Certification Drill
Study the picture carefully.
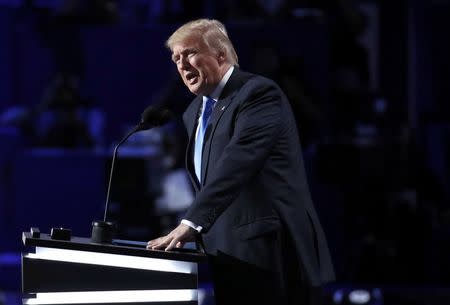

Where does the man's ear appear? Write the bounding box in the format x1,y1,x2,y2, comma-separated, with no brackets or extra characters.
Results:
217,50,226,64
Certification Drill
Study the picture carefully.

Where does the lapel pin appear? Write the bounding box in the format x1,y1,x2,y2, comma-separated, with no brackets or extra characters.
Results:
221,106,226,111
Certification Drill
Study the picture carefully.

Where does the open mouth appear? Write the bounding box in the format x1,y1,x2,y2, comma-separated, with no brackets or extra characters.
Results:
185,72,198,84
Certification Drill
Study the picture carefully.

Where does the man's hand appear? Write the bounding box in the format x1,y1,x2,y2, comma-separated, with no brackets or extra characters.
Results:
147,223,197,251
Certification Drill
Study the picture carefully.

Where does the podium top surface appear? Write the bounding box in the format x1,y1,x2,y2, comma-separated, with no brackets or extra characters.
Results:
22,232,207,263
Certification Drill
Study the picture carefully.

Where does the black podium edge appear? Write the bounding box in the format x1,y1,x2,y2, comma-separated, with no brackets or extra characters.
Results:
22,232,207,263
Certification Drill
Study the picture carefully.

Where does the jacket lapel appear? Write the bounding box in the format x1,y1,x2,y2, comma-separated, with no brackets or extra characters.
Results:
184,96,202,191
199,67,249,185
200,95,235,184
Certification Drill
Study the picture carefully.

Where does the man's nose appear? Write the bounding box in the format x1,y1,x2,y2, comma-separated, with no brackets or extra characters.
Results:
178,56,190,70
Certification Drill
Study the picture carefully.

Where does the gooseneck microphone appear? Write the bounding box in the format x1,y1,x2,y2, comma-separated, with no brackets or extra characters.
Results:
103,105,172,221
91,105,172,244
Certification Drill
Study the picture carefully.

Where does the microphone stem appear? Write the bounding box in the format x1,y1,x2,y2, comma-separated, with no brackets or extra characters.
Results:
103,125,141,222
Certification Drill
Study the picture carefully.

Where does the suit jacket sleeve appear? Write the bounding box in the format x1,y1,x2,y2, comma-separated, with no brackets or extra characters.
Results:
184,79,283,232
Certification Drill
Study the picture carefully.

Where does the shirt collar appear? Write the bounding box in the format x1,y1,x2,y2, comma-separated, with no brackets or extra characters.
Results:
203,66,234,103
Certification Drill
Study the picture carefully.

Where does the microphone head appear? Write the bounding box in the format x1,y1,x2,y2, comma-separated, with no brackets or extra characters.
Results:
139,105,172,130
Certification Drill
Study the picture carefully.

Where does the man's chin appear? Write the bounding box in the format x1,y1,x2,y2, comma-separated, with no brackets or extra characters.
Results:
188,85,203,96
187,83,212,96
188,88,200,95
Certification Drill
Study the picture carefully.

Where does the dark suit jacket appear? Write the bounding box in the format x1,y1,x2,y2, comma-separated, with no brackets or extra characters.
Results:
182,68,334,303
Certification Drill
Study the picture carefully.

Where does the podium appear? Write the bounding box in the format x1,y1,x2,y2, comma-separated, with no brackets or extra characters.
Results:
21,232,208,305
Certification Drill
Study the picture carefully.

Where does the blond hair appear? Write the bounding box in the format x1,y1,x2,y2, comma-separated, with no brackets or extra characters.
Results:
166,19,239,67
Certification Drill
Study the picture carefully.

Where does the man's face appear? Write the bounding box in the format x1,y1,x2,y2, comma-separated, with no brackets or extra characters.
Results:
171,35,224,96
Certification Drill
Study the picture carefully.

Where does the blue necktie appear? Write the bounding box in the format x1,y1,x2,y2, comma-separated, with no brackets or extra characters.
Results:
194,97,215,183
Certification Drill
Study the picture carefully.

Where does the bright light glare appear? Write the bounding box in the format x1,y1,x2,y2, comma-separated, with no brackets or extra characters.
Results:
349,290,371,304
23,290,197,304
25,248,196,274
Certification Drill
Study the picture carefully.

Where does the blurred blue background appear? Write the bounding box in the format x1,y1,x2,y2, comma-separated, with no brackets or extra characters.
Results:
0,0,449,304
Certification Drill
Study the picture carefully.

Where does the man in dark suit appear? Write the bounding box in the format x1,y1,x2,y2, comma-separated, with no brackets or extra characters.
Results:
147,19,335,304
